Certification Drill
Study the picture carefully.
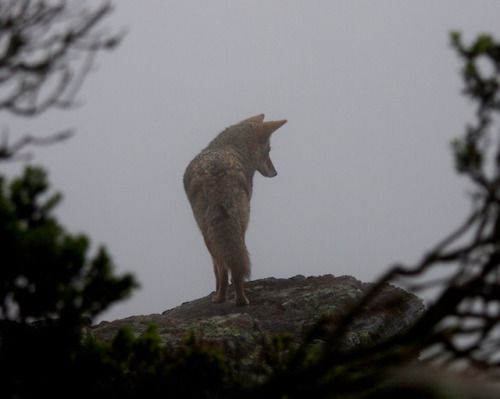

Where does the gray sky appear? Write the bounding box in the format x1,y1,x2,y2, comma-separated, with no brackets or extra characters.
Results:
3,1,500,321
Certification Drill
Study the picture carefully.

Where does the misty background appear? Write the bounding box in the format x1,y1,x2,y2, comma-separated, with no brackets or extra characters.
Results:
2,1,500,322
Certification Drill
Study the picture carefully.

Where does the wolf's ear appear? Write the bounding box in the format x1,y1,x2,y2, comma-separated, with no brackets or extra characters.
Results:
262,119,287,136
239,114,265,124
254,119,287,142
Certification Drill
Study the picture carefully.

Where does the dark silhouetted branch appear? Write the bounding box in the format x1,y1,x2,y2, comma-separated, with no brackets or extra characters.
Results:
0,128,74,161
0,0,122,160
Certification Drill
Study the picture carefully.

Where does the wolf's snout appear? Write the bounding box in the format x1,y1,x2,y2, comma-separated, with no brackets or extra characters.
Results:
259,156,278,177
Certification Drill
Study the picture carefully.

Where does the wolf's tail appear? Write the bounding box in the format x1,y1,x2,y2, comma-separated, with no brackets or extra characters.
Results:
203,205,251,280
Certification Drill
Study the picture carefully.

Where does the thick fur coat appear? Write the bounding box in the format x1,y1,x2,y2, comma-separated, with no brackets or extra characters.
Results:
183,114,286,305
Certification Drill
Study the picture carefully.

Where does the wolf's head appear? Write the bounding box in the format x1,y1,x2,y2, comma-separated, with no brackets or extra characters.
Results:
218,114,286,177
247,114,286,177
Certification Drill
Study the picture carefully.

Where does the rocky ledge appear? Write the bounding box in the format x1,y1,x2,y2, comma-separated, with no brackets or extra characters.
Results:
92,274,424,356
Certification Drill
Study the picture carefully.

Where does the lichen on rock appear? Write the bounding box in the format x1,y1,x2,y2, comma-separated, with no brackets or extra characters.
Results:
92,274,424,361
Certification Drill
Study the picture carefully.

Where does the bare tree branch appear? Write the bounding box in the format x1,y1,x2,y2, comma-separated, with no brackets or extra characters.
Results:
0,0,122,161
0,128,74,161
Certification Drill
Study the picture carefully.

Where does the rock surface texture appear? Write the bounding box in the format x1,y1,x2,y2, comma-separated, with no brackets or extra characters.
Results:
92,275,424,355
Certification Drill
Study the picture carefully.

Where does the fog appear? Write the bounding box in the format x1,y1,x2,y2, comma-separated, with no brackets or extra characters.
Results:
3,1,500,321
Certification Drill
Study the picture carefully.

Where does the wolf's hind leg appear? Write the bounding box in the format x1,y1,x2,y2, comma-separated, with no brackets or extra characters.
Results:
203,235,228,304
211,261,228,303
232,266,250,306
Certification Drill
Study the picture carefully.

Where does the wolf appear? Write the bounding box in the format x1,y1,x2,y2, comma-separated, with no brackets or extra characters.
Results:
183,114,286,306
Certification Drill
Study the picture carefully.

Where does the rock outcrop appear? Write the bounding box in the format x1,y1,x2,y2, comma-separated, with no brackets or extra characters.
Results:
92,274,424,357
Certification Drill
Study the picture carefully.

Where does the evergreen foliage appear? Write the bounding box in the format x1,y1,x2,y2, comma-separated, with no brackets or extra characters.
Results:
0,166,138,397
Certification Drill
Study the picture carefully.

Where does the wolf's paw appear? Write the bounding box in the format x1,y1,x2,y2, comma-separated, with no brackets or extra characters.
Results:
235,295,250,306
211,293,227,304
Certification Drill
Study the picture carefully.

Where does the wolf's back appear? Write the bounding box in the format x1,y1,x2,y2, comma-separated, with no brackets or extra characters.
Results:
184,148,251,278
